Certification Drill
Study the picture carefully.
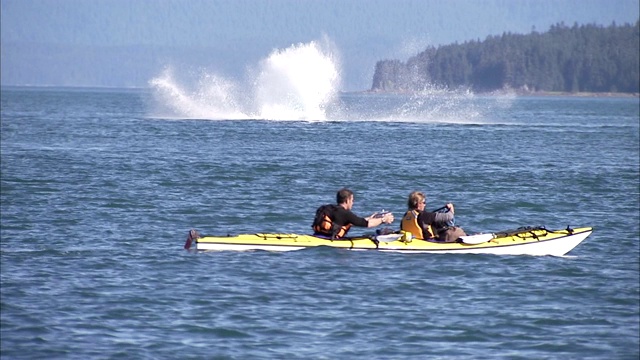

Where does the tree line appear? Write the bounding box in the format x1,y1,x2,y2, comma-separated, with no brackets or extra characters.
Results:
371,20,639,93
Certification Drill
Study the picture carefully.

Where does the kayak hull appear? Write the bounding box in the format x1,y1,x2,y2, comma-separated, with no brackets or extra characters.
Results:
190,227,592,256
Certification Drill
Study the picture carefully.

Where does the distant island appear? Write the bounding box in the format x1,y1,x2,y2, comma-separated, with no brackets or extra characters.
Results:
371,20,639,95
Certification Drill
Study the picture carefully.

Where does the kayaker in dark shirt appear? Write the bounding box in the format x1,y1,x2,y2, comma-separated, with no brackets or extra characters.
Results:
312,188,394,239
400,191,466,242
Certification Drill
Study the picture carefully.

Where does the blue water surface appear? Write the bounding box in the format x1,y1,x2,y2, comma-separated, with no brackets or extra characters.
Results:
1,87,639,359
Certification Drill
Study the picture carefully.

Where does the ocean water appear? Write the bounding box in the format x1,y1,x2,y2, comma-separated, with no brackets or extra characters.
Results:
1,85,639,359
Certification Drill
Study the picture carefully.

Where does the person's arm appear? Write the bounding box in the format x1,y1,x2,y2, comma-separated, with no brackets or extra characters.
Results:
433,203,455,224
344,210,393,228
433,211,454,223
365,212,394,227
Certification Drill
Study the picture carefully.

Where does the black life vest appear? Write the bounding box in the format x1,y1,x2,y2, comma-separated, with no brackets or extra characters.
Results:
312,204,352,239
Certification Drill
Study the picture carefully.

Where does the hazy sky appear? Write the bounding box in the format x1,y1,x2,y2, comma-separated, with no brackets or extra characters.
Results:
2,0,638,90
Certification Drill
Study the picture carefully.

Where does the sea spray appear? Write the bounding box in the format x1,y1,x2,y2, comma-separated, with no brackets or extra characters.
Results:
148,38,511,123
149,40,340,121
149,67,248,119
395,85,480,123
254,40,340,120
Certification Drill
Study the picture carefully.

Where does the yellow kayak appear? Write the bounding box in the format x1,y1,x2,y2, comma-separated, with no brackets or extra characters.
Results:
184,226,593,256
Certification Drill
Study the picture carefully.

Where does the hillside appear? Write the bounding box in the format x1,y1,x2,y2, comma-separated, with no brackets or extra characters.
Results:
371,21,640,94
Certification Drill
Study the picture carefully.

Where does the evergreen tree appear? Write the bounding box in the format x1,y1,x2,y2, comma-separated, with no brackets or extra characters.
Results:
371,20,640,93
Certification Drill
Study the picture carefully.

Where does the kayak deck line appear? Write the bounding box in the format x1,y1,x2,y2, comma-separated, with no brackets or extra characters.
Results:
185,226,593,256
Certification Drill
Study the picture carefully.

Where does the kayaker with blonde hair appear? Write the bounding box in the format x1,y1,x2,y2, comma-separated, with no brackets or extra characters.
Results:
401,191,466,242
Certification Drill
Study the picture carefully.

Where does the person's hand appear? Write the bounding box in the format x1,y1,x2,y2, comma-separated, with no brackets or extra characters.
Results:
382,213,394,224
446,203,455,214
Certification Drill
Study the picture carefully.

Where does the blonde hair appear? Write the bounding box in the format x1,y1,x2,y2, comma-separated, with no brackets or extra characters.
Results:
407,191,426,210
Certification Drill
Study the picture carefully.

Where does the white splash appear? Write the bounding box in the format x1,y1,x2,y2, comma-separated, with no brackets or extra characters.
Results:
254,41,340,120
149,68,249,120
395,85,481,123
148,37,512,123
149,40,340,121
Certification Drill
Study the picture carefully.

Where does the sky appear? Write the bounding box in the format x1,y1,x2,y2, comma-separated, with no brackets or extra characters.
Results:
1,0,639,90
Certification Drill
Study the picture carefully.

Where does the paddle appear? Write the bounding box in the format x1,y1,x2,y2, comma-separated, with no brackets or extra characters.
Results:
375,233,404,242
184,229,200,249
459,233,494,244
432,205,448,213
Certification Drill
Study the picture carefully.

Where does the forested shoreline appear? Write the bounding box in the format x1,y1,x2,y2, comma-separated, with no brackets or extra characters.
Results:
371,21,639,94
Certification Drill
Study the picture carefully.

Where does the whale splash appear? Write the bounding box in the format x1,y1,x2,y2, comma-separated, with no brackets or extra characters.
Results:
149,68,248,119
149,40,340,121
148,38,511,123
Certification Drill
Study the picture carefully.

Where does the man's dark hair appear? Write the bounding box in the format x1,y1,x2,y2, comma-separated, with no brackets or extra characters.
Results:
336,188,353,204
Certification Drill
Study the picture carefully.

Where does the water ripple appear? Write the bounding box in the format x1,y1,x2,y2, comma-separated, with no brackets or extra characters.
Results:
1,90,638,359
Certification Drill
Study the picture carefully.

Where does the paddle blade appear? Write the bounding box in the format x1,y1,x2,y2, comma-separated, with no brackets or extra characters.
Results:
460,233,494,245
184,229,200,249
375,234,404,242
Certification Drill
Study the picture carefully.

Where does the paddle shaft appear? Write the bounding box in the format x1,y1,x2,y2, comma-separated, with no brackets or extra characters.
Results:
432,205,448,213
